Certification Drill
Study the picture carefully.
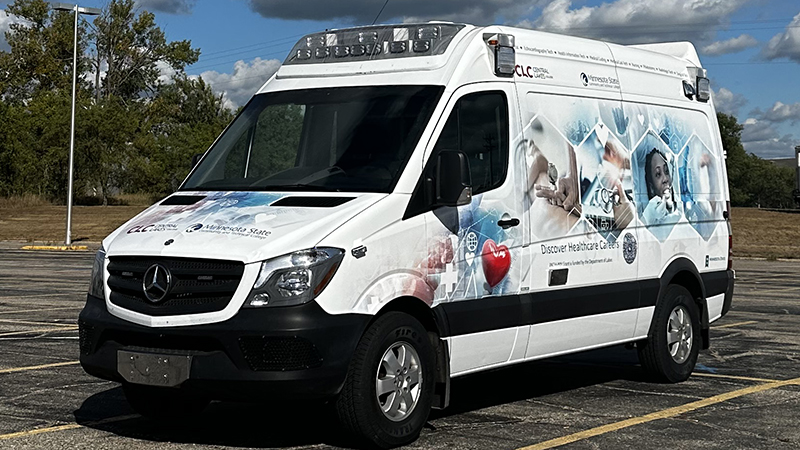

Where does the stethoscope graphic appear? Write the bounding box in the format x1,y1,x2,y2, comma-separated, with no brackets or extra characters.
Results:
593,185,620,214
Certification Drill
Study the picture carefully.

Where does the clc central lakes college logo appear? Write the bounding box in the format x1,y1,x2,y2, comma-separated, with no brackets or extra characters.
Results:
127,221,271,240
142,264,171,303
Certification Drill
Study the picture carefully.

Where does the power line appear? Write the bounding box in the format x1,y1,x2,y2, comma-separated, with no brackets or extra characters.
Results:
705,61,797,66
372,0,391,25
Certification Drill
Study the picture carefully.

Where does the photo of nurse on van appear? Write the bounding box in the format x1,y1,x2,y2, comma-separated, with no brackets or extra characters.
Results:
634,134,683,241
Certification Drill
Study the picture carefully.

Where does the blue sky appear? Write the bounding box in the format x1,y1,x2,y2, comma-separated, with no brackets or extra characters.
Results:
1,0,799,158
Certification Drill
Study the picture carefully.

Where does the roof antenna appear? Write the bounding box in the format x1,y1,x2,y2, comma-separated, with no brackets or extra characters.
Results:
372,0,390,25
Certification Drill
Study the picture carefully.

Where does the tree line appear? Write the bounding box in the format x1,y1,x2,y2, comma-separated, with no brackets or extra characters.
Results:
717,112,797,208
0,0,233,205
0,0,795,208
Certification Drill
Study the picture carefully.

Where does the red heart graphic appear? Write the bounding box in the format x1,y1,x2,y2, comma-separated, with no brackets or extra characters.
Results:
481,239,511,288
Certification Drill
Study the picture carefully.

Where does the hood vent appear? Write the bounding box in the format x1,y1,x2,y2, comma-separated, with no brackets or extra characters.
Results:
161,195,206,206
271,196,355,208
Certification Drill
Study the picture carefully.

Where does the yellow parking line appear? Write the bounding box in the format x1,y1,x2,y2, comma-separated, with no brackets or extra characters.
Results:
0,306,82,314
0,361,80,375
713,320,758,329
692,372,780,383
0,326,78,337
0,424,82,440
0,319,76,328
0,294,83,300
517,376,800,450
0,415,138,440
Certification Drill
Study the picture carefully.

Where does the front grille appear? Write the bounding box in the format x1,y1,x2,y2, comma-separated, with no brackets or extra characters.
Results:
107,257,244,316
78,320,95,355
238,336,323,371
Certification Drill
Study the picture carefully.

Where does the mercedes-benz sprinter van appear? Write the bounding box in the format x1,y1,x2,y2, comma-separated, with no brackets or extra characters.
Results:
79,23,735,448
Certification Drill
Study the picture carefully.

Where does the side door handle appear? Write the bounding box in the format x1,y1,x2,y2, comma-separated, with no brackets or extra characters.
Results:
497,218,520,229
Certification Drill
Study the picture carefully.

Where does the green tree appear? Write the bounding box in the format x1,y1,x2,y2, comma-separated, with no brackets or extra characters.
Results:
0,0,218,203
125,75,233,195
0,0,89,103
717,112,796,208
92,0,199,102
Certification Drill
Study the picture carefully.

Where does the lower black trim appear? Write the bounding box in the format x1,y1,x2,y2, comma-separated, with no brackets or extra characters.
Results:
722,273,734,316
437,269,732,338
701,270,733,298
528,280,640,325
79,295,370,401
439,295,526,337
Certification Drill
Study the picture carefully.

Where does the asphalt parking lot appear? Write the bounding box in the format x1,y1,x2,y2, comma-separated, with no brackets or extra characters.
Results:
0,246,798,449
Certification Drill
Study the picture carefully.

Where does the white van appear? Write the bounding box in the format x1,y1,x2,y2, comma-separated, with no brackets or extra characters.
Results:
80,23,735,448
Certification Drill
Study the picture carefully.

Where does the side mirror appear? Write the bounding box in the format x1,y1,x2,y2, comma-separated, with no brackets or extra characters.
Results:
435,151,472,207
190,153,203,168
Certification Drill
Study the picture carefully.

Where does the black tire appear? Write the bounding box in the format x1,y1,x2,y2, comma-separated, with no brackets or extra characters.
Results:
335,312,436,449
122,383,210,420
638,285,702,383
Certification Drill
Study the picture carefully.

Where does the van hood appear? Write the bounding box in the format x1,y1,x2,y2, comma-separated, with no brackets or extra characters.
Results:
105,191,385,264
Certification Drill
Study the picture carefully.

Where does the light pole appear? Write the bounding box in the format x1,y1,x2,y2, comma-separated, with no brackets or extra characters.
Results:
52,3,101,245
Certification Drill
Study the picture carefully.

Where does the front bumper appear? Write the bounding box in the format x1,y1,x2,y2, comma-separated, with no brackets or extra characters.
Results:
79,294,370,401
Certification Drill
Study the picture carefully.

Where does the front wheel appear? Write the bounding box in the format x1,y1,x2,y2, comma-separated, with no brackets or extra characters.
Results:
335,312,436,449
638,285,702,383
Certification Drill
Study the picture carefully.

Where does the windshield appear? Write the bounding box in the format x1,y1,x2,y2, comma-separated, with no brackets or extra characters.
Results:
181,86,444,193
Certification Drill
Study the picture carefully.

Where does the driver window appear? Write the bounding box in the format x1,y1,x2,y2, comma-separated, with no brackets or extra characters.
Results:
432,91,509,194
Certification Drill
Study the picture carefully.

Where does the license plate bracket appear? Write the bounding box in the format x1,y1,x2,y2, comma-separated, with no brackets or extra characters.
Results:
117,350,191,387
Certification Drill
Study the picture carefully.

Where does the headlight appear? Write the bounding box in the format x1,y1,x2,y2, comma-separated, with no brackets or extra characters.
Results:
88,245,106,298
244,247,344,308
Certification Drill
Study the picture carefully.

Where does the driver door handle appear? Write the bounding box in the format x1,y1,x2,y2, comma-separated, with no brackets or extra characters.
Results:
497,218,520,229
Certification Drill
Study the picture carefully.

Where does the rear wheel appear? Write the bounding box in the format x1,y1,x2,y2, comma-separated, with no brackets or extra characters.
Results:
335,312,435,449
638,285,701,382
122,383,210,420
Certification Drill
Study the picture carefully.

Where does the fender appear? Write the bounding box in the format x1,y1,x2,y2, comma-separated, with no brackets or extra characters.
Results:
650,257,710,349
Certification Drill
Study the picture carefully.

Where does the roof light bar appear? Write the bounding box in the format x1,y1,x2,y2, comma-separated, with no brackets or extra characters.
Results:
284,23,466,65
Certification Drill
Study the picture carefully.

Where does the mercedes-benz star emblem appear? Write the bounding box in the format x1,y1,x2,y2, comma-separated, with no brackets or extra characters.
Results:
142,264,172,303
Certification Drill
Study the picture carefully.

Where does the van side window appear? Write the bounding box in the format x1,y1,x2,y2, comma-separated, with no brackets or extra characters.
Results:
432,92,509,194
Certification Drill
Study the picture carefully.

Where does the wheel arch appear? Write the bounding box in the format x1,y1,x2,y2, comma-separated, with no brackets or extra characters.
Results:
370,296,451,410
657,257,709,349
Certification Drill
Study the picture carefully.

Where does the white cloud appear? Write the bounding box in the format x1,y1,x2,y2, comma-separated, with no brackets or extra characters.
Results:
741,118,798,159
712,87,748,116
750,101,800,125
701,34,758,56
199,57,281,110
0,10,26,52
136,0,196,15
761,12,800,62
522,0,751,45
155,59,178,85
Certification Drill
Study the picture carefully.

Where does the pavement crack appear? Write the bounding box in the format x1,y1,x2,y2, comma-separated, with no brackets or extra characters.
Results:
599,384,703,400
